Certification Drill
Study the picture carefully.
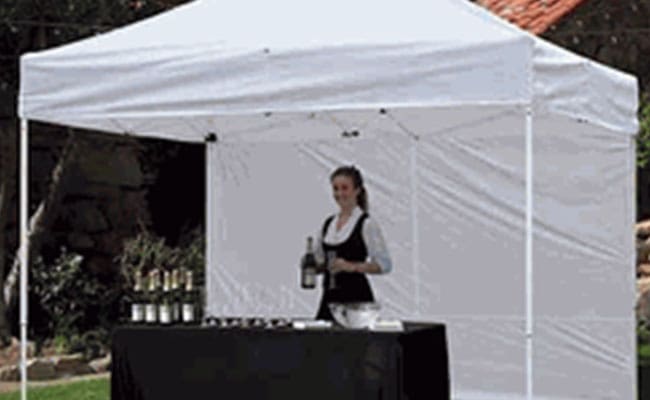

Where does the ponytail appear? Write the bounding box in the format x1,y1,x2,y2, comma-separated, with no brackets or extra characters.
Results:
357,186,368,212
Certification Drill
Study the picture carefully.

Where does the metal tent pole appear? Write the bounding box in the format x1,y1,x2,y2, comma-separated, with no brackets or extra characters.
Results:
525,107,534,400
409,137,420,316
19,118,29,400
205,134,217,318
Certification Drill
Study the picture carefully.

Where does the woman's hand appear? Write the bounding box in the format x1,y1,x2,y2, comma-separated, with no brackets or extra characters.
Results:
330,258,357,273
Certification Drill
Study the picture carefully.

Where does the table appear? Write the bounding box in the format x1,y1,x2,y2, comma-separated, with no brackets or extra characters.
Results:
111,322,449,400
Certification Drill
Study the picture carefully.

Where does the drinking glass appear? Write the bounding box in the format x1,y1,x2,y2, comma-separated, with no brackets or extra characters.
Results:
326,250,337,290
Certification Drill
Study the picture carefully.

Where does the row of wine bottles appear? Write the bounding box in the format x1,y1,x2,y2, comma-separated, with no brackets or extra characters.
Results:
130,268,202,325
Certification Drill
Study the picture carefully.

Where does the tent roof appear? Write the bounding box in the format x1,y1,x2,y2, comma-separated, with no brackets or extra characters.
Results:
18,0,638,142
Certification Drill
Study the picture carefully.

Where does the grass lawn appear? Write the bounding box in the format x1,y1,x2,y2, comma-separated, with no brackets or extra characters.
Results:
0,377,109,400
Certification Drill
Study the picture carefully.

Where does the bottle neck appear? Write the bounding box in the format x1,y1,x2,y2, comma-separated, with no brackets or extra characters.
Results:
148,271,158,292
162,271,171,292
171,270,179,290
185,271,194,292
134,272,142,292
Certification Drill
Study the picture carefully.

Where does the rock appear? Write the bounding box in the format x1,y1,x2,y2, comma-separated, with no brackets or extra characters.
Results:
640,264,650,277
51,353,93,377
639,238,650,264
76,144,143,187
71,183,119,199
638,220,650,238
67,233,95,249
65,201,110,233
26,359,56,381
0,364,19,381
0,338,36,367
89,354,111,374
637,278,650,322
104,190,149,225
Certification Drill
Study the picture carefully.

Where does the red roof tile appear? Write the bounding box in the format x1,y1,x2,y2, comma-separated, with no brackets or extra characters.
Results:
478,0,588,34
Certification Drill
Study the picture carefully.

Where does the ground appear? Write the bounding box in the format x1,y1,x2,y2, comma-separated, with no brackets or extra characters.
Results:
0,373,110,400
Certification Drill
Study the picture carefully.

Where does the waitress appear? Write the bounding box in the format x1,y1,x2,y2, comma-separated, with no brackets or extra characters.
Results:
313,166,392,321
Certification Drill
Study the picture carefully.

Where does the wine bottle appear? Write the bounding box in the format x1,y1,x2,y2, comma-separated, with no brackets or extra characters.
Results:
159,270,172,325
182,270,199,324
301,237,317,289
144,269,159,325
130,269,145,324
171,269,181,324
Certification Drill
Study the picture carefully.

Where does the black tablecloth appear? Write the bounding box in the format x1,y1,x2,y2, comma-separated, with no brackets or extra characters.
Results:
111,322,449,400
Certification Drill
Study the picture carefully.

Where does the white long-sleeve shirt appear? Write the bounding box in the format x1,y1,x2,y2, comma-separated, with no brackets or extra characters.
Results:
314,206,392,274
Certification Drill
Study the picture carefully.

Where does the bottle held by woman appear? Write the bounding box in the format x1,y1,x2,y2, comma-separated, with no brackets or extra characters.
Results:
300,237,317,289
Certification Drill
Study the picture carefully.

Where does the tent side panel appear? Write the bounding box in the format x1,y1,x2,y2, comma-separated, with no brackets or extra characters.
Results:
531,115,635,399
413,108,528,398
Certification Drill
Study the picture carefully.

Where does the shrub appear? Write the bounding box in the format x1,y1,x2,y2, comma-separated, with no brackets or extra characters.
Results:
30,226,205,357
31,249,91,339
31,248,116,358
176,226,205,286
637,95,650,169
639,320,650,366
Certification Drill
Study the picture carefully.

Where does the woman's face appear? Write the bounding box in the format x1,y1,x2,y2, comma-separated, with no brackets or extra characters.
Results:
331,175,359,209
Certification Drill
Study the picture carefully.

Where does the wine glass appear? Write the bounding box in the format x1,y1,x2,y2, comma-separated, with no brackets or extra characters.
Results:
326,250,337,290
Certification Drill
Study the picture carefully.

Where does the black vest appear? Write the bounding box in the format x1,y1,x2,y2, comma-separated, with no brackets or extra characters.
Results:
315,212,375,320
321,213,369,262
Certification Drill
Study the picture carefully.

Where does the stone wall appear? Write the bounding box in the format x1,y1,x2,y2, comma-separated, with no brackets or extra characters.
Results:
2,123,152,276
2,120,205,278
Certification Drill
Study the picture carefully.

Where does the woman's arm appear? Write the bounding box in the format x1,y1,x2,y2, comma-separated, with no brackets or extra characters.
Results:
362,218,392,274
345,261,382,274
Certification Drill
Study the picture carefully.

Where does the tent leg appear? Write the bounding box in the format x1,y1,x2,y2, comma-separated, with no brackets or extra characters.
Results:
409,138,420,316
19,118,29,400
205,135,217,317
525,107,533,400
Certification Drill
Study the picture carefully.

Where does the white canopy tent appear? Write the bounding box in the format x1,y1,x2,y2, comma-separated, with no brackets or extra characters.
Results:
18,0,638,399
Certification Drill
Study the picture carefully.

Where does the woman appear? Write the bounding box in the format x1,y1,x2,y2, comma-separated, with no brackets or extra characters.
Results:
314,166,392,321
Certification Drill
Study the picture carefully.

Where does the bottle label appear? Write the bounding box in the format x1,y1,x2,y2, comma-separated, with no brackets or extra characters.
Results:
303,270,316,288
182,304,195,322
131,304,144,322
173,303,181,322
159,305,171,324
145,304,157,323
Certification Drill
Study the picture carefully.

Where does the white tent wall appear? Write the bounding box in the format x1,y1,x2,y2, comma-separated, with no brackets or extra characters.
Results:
407,110,636,399
207,110,418,317
414,108,528,399
206,106,636,399
207,106,530,398
529,115,636,399
206,105,525,320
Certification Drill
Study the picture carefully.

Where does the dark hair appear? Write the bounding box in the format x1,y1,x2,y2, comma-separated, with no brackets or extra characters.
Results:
330,165,368,212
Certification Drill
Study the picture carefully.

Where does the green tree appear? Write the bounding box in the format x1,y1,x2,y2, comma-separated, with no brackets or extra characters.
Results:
639,96,650,169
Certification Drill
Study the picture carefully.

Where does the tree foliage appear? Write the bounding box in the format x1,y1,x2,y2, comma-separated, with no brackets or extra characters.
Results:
638,96,650,168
